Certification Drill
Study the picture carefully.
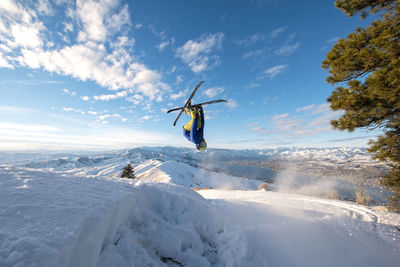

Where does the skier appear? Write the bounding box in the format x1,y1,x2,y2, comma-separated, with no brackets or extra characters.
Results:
183,106,207,150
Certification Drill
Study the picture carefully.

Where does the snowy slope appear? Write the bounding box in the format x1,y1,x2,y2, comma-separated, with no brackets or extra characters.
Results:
10,146,390,205
0,165,232,266
200,190,400,266
1,148,400,266
135,159,261,190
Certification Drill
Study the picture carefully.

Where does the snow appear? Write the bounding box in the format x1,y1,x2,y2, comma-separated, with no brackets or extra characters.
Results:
1,147,400,266
136,160,261,190
0,166,226,266
200,190,400,264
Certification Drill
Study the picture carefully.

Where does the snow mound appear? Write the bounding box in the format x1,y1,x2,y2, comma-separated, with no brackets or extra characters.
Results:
136,160,261,190
1,165,260,267
1,149,400,266
200,189,400,267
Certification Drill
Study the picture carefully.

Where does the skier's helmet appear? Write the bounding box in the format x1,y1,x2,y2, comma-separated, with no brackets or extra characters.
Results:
197,139,207,150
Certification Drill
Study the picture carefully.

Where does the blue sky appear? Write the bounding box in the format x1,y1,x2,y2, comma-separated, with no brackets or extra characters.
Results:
0,0,378,150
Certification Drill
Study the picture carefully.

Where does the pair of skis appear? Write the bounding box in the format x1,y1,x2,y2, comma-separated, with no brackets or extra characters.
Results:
167,81,227,126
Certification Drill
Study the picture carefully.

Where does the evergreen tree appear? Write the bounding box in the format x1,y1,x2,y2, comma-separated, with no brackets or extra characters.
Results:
121,164,135,179
322,0,400,211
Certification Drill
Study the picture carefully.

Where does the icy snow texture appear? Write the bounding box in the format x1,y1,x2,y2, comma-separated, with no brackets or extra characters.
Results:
200,189,400,267
1,147,400,266
7,146,389,204
135,160,261,190
0,166,239,266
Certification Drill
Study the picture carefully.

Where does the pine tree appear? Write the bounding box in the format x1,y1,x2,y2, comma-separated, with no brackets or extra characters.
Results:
322,0,400,211
121,164,135,179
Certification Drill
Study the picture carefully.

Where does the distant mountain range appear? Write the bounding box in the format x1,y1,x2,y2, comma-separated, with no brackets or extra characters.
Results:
0,146,391,204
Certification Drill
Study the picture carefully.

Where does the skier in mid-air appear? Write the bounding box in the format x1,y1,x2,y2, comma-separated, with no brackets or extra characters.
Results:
183,106,207,150
167,81,226,150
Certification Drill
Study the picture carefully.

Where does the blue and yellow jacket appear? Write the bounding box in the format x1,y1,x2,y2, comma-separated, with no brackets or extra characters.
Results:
182,109,204,146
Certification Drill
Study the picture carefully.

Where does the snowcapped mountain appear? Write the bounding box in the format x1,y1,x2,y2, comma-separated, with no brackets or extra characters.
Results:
135,160,260,190
6,146,390,203
1,146,399,266
4,146,385,180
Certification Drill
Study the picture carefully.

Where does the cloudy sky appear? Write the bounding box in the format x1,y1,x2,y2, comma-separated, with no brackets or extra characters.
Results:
0,0,378,150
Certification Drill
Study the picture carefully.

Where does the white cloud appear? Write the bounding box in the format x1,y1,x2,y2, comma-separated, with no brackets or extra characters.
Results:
63,21,73,32
275,43,299,56
238,27,288,46
0,44,11,53
327,36,340,44
307,111,339,128
97,113,123,125
0,51,12,68
170,90,186,100
251,126,266,134
259,64,288,79
237,33,268,46
296,104,315,113
203,87,224,98
139,115,152,122
240,28,299,61
248,102,342,141
0,105,37,115
36,0,53,15
149,25,174,52
94,90,127,101
0,122,177,150
88,110,98,115
106,4,130,33
242,48,267,59
0,122,60,132
81,96,90,101
312,103,332,114
176,74,183,84
0,0,23,15
62,88,76,96
270,26,287,38
296,103,334,115
10,23,44,49
157,40,171,51
98,114,111,121
226,99,238,108
63,107,85,114
273,117,304,132
0,0,169,104
176,32,224,73
76,0,117,42
126,94,144,105
247,121,259,128
272,113,289,120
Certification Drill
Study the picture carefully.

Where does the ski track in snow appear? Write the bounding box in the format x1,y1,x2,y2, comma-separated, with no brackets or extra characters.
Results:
199,190,400,267
0,149,400,266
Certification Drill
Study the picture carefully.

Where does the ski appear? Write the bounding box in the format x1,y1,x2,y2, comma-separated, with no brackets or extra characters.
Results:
185,81,204,107
167,99,228,113
171,81,204,126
